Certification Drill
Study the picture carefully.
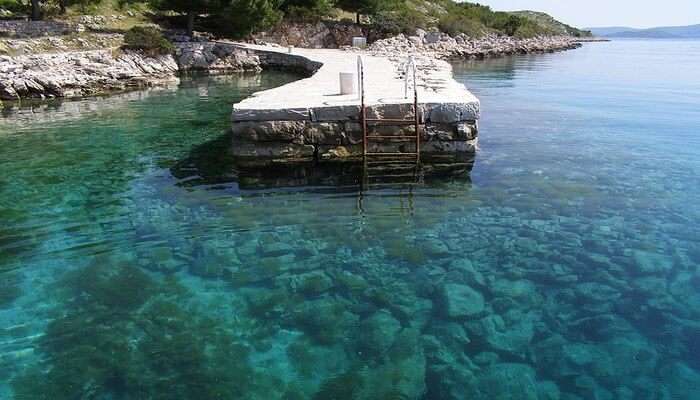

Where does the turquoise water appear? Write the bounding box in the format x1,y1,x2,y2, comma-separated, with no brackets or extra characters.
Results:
1,39,700,399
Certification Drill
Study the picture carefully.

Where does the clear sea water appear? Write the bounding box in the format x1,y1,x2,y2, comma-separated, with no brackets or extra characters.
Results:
1,39,700,399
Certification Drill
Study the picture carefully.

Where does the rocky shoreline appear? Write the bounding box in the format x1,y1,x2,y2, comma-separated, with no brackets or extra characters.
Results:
1,31,583,103
364,31,582,60
0,40,267,102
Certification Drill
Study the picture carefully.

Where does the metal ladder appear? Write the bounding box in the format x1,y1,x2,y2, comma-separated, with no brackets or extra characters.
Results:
358,56,422,187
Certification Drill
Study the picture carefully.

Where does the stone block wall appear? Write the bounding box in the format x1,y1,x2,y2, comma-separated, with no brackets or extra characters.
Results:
231,103,478,166
0,20,79,38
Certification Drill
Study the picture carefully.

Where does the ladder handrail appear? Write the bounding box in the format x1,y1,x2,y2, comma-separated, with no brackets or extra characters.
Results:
357,56,364,102
359,55,420,163
358,56,367,157
404,55,417,99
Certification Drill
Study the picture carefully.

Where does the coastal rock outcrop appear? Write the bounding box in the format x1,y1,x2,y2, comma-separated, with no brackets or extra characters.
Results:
254,21,366,48
0,50,178,101
0,41,268,101
366,32,582,60
175,41,262,72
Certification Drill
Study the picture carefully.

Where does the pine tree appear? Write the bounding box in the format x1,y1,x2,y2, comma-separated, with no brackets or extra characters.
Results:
150,0,223,35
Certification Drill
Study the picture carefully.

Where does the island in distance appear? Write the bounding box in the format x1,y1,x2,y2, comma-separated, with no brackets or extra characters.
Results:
588,24,700,38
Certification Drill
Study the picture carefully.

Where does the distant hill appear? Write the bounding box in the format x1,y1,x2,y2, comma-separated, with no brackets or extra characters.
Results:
510,11,592,37
400,1,593,38
589,24,700,38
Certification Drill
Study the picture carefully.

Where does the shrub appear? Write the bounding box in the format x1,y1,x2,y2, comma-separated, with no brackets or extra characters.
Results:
122,26,175,55
372,6,430,36
284,2,334,23
438,13,485,37
0,0,25,14
212,0,283,39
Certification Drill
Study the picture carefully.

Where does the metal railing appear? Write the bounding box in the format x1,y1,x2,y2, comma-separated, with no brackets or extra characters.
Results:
403,55,417,99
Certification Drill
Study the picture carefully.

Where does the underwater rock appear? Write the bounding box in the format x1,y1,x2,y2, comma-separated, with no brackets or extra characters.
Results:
598,336,658,386
659,362,700,400
465,310,535,355
312,330,426,399
285,337,350,384
574,375,613,400
632,250,673,275
362,329,427,399
421,237,451,258
669,272,700,314
443,283,485,318
469,363,539,400
436,322,471,347
357,310,402,355
447,259,485,287
567,314,634,342
473,351,500,366
561,342,598,370
424,334,477,400
575,282,621,304
288,297,360,345
283,270,334,295
537,380,561,400
148,246,185,273
259,234,295,257
0,273,22,308
490,278,539,305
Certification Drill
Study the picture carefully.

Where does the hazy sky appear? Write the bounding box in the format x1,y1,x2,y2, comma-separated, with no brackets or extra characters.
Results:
474,0,700,28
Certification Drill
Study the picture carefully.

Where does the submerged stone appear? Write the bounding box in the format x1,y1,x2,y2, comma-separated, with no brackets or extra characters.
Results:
537,380,561,400
283,270,334,295
443,283,485,318
357,310,402,355
465,311,535,355
470,363,539,400
447,259,485,287
632,250,673,275
659,362,700,400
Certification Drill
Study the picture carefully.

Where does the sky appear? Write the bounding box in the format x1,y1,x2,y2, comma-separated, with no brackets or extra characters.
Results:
473,0,700,28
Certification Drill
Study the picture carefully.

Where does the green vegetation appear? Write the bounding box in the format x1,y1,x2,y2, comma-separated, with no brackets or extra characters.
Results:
150,0,220,35
122,25,174,54
0,0,589,39
510,10,592,38
426,0,582,38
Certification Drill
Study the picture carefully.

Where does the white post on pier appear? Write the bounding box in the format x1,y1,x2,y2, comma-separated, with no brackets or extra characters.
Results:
339,72,356,95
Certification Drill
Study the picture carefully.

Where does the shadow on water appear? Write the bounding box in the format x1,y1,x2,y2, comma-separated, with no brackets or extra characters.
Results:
170,131,476,194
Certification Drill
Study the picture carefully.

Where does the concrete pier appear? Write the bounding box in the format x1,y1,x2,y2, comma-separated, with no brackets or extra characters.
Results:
230,44,480,166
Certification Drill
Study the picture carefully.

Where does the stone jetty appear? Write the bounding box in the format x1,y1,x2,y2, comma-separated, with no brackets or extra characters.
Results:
230,44,480,166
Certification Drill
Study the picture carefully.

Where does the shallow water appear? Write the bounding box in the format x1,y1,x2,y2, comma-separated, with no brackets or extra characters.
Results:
1,40,700,399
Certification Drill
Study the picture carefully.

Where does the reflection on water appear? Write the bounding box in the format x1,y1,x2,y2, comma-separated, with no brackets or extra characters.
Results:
2,40,700,399
170,130,474,192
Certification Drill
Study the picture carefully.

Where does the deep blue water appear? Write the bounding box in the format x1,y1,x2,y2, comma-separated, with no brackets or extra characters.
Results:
1,40,700,399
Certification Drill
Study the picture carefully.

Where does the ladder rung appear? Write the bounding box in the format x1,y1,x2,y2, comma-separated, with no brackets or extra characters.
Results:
365,119,417,125
365,152,418,156
367,174,418,179
366,160,418,165
367,135,417,140
364,183,420,187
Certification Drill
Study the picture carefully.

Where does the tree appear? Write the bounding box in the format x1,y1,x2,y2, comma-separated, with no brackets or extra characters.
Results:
150,0,223,36
31,0,40,20
220,0,283,37
336,0,388,24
